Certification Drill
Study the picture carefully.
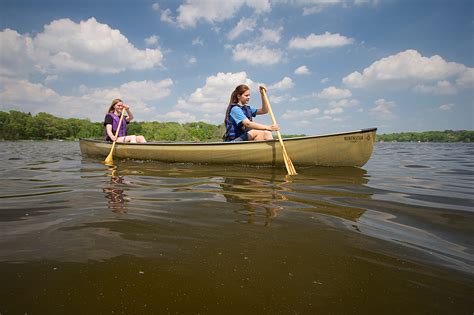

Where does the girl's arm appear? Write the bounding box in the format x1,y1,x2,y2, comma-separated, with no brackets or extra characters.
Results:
124,104,134,122
242,118,279,131
106,124,116,141
256,86,269,115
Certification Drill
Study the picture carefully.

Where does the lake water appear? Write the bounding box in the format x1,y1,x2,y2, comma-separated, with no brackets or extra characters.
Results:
0,141,473,314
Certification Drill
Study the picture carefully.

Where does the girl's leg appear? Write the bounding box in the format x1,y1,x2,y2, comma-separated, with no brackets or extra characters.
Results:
117,135,137,143
123,135,137,143
248,130,273,141
263,131,273,140
247,130,258,140
136,135,147,143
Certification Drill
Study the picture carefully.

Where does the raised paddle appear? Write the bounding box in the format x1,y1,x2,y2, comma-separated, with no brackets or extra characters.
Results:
104,109,126,164
261,88,297,175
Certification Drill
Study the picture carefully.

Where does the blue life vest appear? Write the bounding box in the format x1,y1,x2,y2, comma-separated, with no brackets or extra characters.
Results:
224,104,253,141
105,113,126,141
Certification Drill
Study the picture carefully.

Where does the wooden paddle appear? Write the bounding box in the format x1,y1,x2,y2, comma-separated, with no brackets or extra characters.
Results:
261,88,297,175
104,109,126,164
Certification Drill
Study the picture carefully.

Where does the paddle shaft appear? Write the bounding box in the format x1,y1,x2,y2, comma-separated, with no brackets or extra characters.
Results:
104,109,126,163
261,89,297,175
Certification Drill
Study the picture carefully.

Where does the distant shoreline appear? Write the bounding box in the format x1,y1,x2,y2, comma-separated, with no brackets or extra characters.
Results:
1,110,472,142
376,131,473,143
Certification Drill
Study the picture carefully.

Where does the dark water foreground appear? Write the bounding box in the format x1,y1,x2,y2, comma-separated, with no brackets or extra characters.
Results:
0,141,472,314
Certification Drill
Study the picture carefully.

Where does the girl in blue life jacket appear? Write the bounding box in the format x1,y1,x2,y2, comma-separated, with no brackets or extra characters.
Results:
104,99,147,143
223,85,279,142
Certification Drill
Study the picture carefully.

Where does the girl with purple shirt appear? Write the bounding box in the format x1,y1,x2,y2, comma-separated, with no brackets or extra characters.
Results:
104,99,146,143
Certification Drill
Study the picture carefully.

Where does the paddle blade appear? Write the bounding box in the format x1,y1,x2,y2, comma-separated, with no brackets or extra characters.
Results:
104,152,113,164
104,142,116,164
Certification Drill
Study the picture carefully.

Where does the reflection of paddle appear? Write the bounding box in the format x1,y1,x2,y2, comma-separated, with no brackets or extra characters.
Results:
104,109,125,164
261,88,297,175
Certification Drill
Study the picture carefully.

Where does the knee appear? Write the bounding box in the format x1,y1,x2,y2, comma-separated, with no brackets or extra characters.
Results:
264,131,273,140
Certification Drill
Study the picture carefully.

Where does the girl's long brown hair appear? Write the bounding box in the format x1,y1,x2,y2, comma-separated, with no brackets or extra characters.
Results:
224,85,249,124
107,98,123,114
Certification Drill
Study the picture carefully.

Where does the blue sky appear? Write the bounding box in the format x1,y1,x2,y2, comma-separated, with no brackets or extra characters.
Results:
0,0,472,135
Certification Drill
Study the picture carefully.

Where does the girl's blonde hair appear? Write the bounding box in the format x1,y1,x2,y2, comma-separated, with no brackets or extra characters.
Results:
107,98,123,113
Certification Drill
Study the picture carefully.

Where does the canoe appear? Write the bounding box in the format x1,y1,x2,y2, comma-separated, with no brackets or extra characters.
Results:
79,128,377,167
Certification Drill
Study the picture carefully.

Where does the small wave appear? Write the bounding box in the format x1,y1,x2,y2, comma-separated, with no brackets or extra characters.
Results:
403,164,431,168
0,190,72,199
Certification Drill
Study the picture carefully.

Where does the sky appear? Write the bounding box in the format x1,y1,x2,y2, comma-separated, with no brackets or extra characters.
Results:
0,0,473,135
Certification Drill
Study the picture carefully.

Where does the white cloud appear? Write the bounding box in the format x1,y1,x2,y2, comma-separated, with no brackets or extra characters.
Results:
343,49,468,89
293,0,376,15
0,29,36,77
192,37,204,45
317,86,352,100
302,0,342,15
176,0,271,28
324,107,344,115
188,56,197,64
0,77,173,121
84,79,174,102
438,103,455,111
320,77,330,84
152,3,160,11
0,78,62,109
370,98,396,119
269,94,286,104
414,80,457,95
295,0,342,4
354,0,380,5
282,107,320,119
45,75,59,82
294,65,310,75
302,6,324,15
268,77,294,90
316,99,359,118
0,18,164,76
227,24,284,66
158,110,196,123
145,35,159,46
231,43,283,65
161,8,176,24
259,27,283,43
175,72,255,120
328,99,359,108
456,68,474,88
227,17,257,40
289,32,354,49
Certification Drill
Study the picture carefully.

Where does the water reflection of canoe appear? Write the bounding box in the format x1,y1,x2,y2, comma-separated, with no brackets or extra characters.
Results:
79,128,377,167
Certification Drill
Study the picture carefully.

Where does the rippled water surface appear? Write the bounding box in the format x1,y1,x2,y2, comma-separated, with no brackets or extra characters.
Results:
0,141,473,314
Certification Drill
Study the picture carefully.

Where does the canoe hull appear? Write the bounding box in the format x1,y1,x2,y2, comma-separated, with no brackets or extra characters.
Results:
79,128,377,167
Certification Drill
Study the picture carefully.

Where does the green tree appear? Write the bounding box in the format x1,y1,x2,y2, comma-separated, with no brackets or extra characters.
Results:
34,112,67,139
4,111,33,139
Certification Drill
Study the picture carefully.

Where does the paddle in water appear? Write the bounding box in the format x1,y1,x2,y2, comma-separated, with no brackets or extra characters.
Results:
261,88,297,175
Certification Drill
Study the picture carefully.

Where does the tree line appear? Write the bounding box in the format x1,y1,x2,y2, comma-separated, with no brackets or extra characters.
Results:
0,110,225,141
376,130,473,142
0,110,472,142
